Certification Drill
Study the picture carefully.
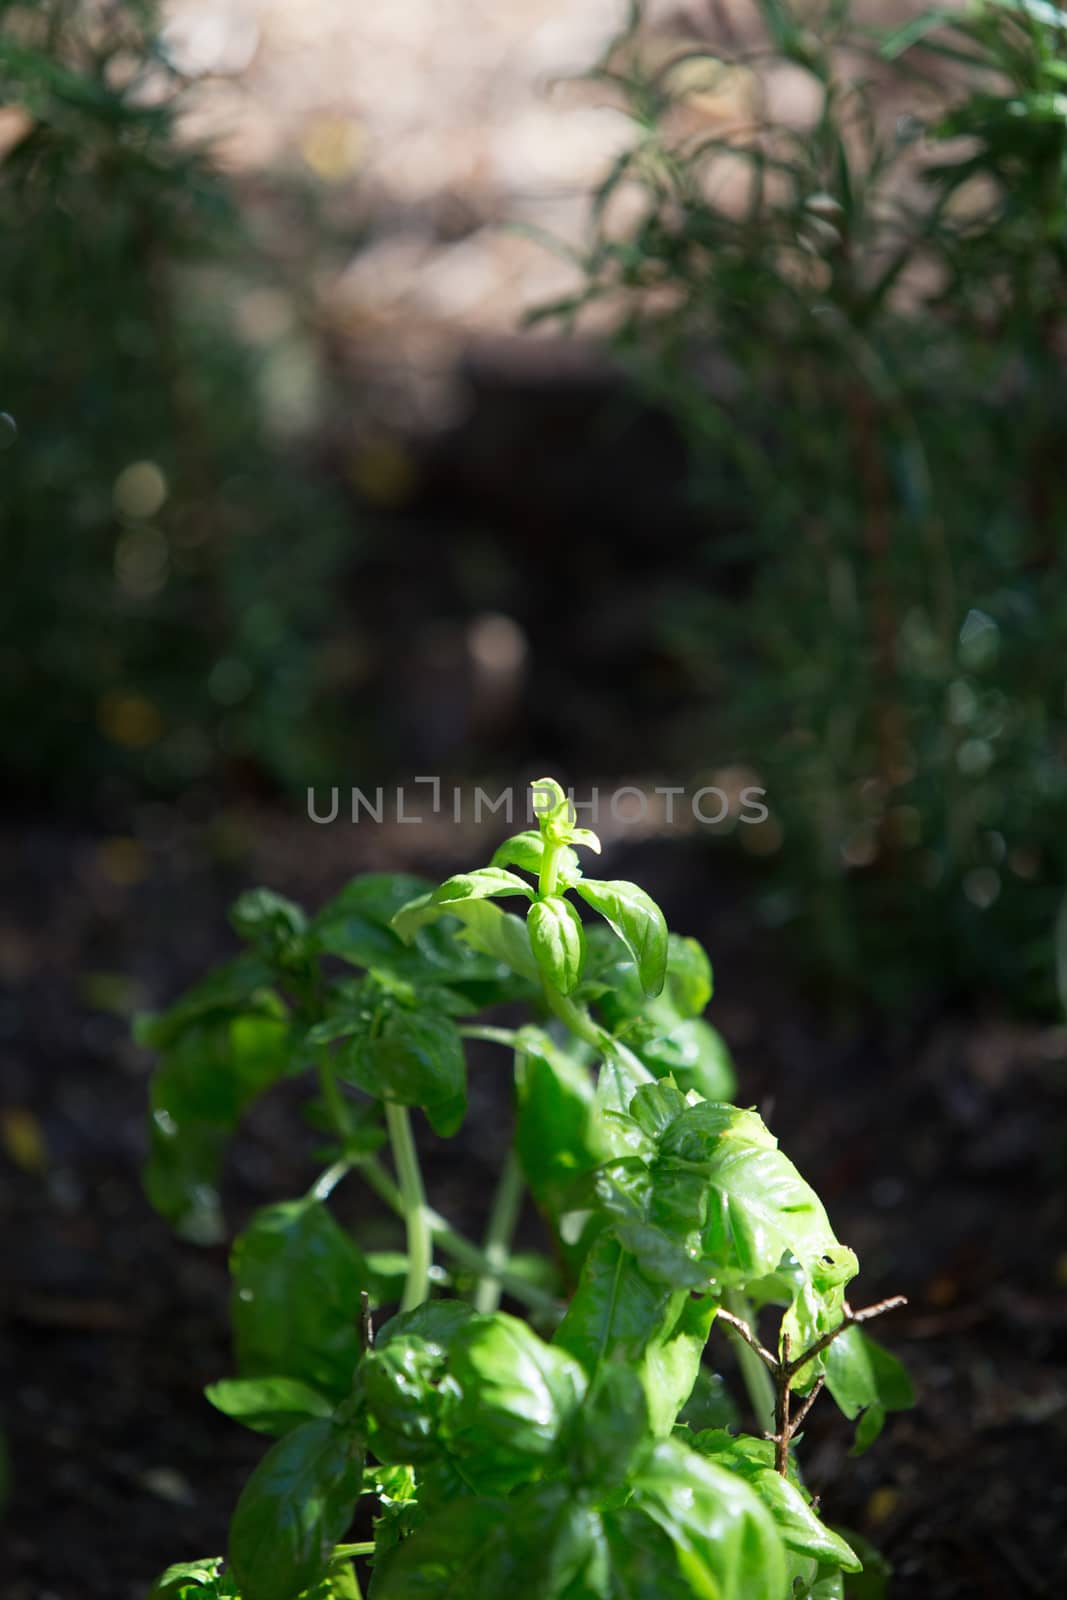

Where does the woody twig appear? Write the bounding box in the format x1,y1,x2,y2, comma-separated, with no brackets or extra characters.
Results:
717,1294,907,1475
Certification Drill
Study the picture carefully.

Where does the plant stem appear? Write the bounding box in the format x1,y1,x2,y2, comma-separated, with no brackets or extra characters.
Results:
308,1159,352,1202
317,1048,353,1140
543,985,604,1051
459,1025,521,1048
722,1292,777,1435
385,1103,432,1312
538,839,563,899
356,1157,555,1311
474,1148,524,1314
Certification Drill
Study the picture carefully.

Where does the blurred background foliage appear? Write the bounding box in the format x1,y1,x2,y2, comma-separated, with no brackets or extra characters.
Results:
538,0,1067,1012
0,0,358,797
1,0,1066,1015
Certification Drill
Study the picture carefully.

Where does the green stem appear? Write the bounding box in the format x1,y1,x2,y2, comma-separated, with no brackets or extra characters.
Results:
308,1159,352,1202
474,1148,525,1315
385,1104,432,1312
459,1025,521,1048
538,839,563,899
723,1291,777,1435
542,985,605,1051
356,1157,555,1312
334,1542,376,1558
317,1048,353,1140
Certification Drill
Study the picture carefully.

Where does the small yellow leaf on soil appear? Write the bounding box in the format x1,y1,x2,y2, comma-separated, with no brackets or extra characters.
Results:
1,1108,48,1174
865,1486,898,1527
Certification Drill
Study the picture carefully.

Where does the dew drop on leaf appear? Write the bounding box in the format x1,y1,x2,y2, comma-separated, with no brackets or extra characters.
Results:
0,413,17,449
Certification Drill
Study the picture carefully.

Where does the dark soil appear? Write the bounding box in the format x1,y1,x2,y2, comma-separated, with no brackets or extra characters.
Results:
2,817,1065,1599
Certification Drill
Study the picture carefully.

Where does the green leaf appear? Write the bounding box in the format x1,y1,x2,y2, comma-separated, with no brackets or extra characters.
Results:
634,1018,736,1101
514,1028,603,1221
228,1418,365,1600
205,1376,334,1438
440,1313,587,1494
304,1561,362,1599
574,880,668,997
311,875,433,968
554,1233,709,1435
527,896,586,995
135,954,278,1050
144,1012,293,1243
657,1101,843,1286
693,1431,861,1570
231,1198,368,1401
369,1481,602,1600
829,1527,892,1598
391,892,541,985
392,871,532,945
345,1009,467,1136
491,831,581,885
662,935,714,1017
823,1329,915,1450
568,1362,649,1489
598,1505,693,1598
364,1301,477,1466
147,1558,237,1599
677,1368,740,1432
630,1437,789,1600
231,889,309,970
529,776,576,843
568,827,602,854
593,1039,655,1121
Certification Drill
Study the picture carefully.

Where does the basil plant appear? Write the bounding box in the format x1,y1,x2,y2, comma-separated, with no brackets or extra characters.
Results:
141,779,911,1600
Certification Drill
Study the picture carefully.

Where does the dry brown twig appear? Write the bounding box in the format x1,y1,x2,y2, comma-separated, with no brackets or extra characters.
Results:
716,1294,908,1475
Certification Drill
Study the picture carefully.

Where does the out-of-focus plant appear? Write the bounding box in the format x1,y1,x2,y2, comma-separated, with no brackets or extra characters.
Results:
544,0,1067,1012
0,0,356,798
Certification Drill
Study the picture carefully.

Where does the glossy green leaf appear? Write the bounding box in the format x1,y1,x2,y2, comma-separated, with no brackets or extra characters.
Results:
692,1430,861,1570
231,1198,368,1401
345,1009,467,1136
147,1558,238,1599
599,1503,695,1596
554,1233,710,1435
312,876,527,1009
574,879,668,997
662,935,714,1017
630,1437,788,1600
391,870,532,943
527,895,586,995
657,1101,843,1286
823,1329,915,1450
391,891,541,985
569,827,602,854
514,1028,603,1220
369,1480,603,1600
364,1302,476,1465
205,1376,334,1438
228,1418,365,1600
568,1362,649,1489
440,1313,587,1493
